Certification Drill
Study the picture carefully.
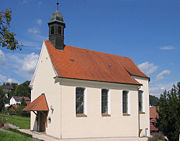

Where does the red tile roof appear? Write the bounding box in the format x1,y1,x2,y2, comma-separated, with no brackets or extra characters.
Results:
45,40,149,85
25,101,30,105
150,106,159,119
23,94,48,111
8,104,19,109
150,125,158,132
13,96,30,101
150,118,157,123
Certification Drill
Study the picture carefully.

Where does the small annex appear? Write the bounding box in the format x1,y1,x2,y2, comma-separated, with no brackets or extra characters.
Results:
23,1,150,141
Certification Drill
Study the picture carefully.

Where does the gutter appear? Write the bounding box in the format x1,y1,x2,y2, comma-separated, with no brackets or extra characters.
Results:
54,76,142,86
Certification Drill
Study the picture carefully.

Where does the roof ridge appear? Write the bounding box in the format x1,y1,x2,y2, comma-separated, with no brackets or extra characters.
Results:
44,40,130,59
65,44,130,59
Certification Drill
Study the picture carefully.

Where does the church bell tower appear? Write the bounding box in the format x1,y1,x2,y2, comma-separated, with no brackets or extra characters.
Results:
48,0,66,50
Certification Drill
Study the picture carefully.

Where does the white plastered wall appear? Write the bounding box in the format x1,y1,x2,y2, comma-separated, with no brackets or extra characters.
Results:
133,76,150,137
30,41,61,138
58,78,140,139
10,97,19,105
29,40,150,139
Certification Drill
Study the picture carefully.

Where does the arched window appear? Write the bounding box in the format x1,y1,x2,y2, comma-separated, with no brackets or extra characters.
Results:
51,26,54,34
58,26,61,35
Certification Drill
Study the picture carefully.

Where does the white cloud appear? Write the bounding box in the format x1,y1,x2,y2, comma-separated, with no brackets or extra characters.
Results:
32,34,48,42
150,82,176,97
7,78,19,84
160,46,175,50
0,50,6,65
0,74,18,84
0,74,7,84
22,53,39,74
156,70,171,80
22,41,41,50
138,62,158,75
27,28,47,42
8,52,39,80
28,28,39,34
0,50,39,83
150,87,165,97
37,19,42,26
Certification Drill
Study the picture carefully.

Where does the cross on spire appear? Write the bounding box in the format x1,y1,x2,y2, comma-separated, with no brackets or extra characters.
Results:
56,0,59,10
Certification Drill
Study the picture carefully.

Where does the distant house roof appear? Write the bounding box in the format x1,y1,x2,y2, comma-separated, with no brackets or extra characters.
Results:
45,40,149,85
150,125,158,132
25,101,30,105
12,96,30,101
8,104,19,109
150,106,159,119
23,94,49,111
150,118,157,123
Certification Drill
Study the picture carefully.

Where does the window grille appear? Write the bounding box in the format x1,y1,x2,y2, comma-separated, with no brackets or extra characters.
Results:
76,87,85,114
123,91,128,114
102,89,108,114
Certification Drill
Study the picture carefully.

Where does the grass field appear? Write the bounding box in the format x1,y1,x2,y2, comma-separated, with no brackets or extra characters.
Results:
0,130,33,141
0,114,30,129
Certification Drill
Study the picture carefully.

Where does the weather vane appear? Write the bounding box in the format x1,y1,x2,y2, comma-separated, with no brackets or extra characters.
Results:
56,0,59,10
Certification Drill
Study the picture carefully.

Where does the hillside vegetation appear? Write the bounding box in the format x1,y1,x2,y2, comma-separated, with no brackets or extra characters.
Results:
0,114,30,129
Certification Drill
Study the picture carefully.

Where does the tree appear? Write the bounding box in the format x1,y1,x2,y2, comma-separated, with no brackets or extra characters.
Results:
149,95,159,106
157,82,180,141
1,82,18,102
0,9,21,50
21,98,27,106
16,97,29,117
0,87,4,112
14,81,31,98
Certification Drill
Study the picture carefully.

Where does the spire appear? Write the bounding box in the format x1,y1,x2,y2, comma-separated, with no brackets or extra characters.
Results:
56,0,59,11
49,0,64,23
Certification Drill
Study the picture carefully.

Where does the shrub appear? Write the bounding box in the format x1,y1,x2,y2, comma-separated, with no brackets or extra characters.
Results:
148,133,167,141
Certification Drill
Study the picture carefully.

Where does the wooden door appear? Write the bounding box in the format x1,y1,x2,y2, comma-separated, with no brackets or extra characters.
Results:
37,111,47,132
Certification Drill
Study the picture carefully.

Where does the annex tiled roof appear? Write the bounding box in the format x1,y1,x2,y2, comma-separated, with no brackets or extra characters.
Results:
150,118,157,123
8,104,19,109
13,96,30,101
150,125,158,132
45,40,149,85
23,94,48,111
150,106,159,119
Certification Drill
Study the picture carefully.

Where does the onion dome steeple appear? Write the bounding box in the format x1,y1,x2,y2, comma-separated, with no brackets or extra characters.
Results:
48,0,66,50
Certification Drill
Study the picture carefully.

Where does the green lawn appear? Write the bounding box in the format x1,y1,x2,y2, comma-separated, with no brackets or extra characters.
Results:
0,130,33,141
0,114,30,129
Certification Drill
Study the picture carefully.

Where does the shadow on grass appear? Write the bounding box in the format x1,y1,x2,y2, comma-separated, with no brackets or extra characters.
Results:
3,128,44,141
5,128,32,138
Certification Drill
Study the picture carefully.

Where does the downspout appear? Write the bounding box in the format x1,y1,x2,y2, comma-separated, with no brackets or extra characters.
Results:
60,79,62,139
138,89,140,137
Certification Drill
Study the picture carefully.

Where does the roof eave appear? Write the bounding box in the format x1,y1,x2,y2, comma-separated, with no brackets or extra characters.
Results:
131,74,150,81
55,76,142,86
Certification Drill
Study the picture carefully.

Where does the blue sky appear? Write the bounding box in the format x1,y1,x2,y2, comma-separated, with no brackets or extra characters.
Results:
0,0,179,97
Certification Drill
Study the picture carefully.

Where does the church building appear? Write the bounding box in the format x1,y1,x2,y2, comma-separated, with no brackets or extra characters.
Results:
23,1,150,141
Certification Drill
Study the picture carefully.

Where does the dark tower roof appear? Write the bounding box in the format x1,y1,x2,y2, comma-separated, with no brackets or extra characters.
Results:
49,0,64,24
49,10,64,23
48,0,65,50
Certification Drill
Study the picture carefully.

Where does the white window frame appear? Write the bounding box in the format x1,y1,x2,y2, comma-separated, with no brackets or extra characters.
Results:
138,90,145,113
